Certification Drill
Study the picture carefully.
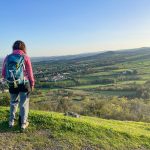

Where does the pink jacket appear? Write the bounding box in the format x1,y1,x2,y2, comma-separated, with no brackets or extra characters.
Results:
2,50,35,87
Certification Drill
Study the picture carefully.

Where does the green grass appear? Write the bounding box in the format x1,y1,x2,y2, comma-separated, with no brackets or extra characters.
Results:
69,88,135,97
1,106,150,149
70,84,108,89
118,80,145,85
96,91,136,97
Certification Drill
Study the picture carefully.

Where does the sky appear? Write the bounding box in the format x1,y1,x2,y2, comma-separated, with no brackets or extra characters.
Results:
0,0,150,57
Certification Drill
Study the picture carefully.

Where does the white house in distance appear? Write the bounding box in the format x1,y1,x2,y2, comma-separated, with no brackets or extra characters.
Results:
122,69,134,75
51,74,65,82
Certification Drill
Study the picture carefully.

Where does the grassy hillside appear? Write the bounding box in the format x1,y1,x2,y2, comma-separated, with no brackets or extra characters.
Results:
1,106,150,150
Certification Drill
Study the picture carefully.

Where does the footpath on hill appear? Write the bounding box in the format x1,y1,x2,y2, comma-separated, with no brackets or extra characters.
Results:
0,106,150,150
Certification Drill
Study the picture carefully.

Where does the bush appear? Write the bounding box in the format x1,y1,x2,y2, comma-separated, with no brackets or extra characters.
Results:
82,96,150,122
136,81,150,99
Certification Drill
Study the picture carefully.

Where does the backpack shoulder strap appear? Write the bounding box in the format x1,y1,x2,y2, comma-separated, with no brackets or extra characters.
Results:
19,54,26,71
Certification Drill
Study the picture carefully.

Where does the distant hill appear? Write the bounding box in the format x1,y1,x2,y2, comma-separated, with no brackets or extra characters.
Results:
70,47,150,62
0,51,102,65
1,47,150,63
31,47,150,63
31,51,104,62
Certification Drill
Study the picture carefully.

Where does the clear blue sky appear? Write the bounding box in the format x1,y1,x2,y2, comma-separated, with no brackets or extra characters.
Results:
0,0,150,57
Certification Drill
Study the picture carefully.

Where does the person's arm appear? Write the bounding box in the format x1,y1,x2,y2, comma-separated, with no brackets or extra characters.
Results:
24,55,35,91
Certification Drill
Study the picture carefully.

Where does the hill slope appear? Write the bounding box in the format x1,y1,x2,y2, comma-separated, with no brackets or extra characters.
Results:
0,107,150,150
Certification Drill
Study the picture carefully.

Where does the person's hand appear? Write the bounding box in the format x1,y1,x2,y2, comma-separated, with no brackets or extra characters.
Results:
31,86,34,92
1,78,6,85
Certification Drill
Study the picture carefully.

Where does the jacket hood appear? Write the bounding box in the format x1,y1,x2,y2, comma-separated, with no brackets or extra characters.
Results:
13,49,26,55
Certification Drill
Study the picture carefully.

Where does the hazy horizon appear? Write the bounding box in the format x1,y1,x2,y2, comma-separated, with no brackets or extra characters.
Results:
0,46,149,59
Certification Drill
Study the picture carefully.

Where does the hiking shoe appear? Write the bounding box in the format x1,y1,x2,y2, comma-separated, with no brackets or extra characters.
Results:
21,122,29,130
9,120,15,128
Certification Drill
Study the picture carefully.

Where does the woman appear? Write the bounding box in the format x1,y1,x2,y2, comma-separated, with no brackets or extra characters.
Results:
2,40,35,130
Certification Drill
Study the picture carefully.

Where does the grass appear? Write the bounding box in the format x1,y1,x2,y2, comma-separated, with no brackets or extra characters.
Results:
70,84,108,89
95,90,136,97
0,106,150,149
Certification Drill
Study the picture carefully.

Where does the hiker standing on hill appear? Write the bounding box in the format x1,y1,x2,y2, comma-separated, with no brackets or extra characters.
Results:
1,40,35,130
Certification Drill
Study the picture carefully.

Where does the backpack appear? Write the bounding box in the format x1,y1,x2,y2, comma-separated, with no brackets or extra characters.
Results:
5,54,25,88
